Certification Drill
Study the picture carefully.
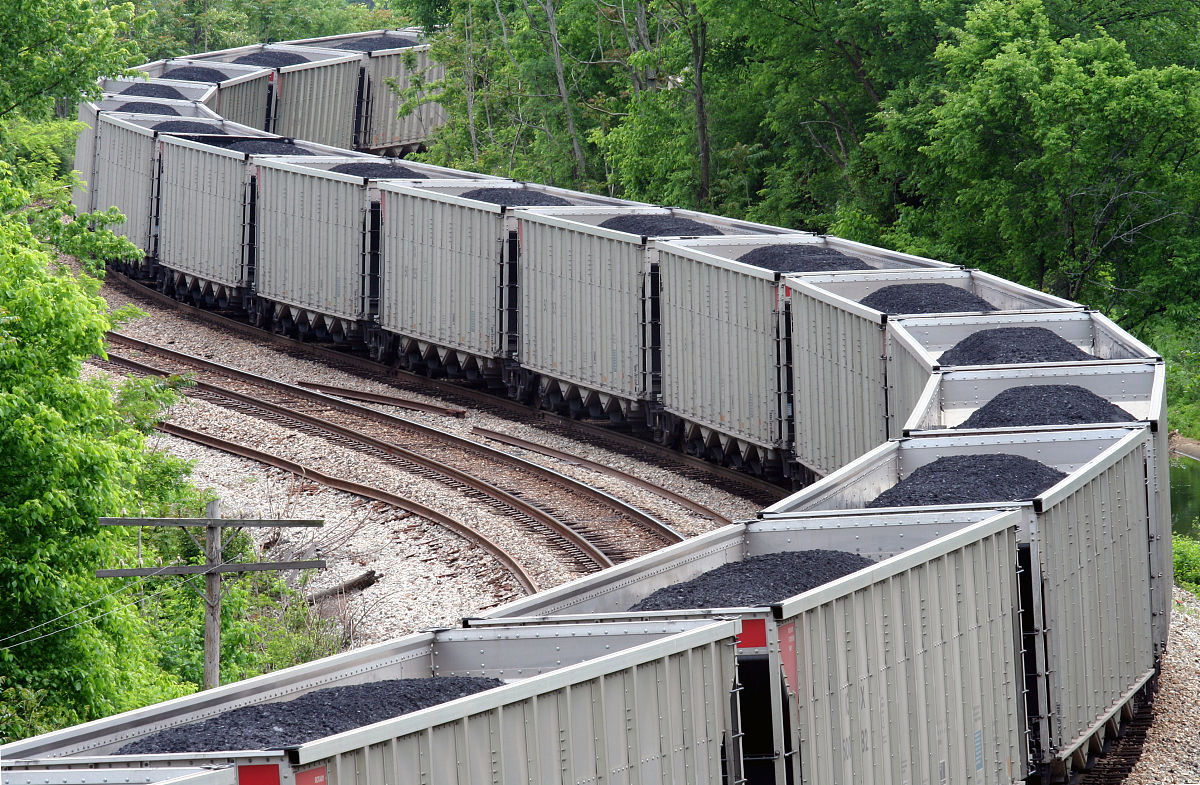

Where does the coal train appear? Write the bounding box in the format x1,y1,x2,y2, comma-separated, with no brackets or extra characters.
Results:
0,29,1170,785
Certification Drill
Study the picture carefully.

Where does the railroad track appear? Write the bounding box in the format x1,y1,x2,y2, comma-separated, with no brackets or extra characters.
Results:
105,273,787,508
101,333,684,571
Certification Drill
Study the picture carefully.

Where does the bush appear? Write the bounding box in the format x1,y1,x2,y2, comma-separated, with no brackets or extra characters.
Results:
1174,532,1200,594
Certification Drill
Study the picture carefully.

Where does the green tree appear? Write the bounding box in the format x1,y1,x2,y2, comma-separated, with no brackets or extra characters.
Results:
855,0,1200,329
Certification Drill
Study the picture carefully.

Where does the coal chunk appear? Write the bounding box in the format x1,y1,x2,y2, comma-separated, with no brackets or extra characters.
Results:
599,214,724,237
161,66,230,83
153,121,227,135
233,51,311,68
938,327,1097,366
736,244,871,272
456,187,573,206
329,162,428,179
866,454,1066,508
194,138,315,156
334,35,419,51
115,102,180,115
119,83,186,100
115,677,504,754
627,550,875,611
957,384,1132,429
858,283,998,315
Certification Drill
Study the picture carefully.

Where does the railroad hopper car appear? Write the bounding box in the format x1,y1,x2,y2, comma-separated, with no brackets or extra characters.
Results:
762,427,1160,777
135,60,272,130
57,32,1173,784
512,206,800,423
0,620,740,785
280,29,447,153
651,236,958,474
471,508,1026,784
185,45,364,148
4,767,238,785
373,181,640,381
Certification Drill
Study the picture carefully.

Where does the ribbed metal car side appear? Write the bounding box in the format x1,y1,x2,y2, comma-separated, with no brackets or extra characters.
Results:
786,278,889,476
271,51,362,148
760,428,1160,775
254,160,371,330
655,242,786,463
90,114,158,254
157,135,255,294
362,43,447,151
772,513,1025,785
2,620,740,785
516,207,796,419
474,508,1026,785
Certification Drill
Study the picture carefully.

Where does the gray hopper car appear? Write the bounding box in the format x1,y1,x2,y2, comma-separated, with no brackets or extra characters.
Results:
135,60,272,130
1,620,740,785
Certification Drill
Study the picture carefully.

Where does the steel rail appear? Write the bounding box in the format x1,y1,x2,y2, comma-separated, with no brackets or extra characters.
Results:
104,349,616,571
155,421,540,594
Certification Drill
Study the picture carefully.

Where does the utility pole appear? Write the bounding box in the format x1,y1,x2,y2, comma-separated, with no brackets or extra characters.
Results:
97,500,325,690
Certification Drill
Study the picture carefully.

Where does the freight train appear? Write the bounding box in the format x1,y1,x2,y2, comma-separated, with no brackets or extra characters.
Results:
0,29,1170,785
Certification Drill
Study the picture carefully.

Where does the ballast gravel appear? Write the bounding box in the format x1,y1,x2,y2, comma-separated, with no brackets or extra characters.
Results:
457,187,573,207
958,384,1132,429
233,51,310,68
116,102,180,115
937,326,1097,366
858,283,997,315
161,66,230,83
598,214,724,237
119,83,186,100
334,35,418,51
328,162,428,179
736,244,871,273
153,121,226,135
115,677,504,754
628,550,875,611
866,454,1066,508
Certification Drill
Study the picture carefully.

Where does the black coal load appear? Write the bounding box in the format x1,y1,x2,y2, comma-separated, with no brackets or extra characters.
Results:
736,244,872,273
334,35,419,51
161,66,230,83
119,83,187,100
195,138,315,156
153,121,228,135
233,50,311,68
938,326,1097,366
957,384,1132,429
329,161,428,179
858,283,998,315
456,187,573,207
599,214,724,237
115,102,180,115
115,677,504,754
866,454,1066,508
627,550,875,611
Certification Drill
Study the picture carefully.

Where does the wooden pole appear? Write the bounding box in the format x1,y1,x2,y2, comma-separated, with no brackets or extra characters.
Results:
204,499,221,690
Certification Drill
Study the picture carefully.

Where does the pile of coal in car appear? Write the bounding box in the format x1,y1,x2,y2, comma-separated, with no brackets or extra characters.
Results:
598,214,724,237
161,66,230,83
456,187,573,207
865,454,1066,508
957,384,1132,429
233,50,311,68
329,161,428,179
736,244,871,273
858,283,998,315
202,139,315,156
627,550,875,611
115,102,180,115
937,327,1097,366
115,677,504,754
119,83,186,100
153,121,227,135
334,35,419,51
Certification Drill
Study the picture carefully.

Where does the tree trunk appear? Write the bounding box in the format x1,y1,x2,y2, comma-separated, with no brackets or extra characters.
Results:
540,0,588,180
688,5,711,204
